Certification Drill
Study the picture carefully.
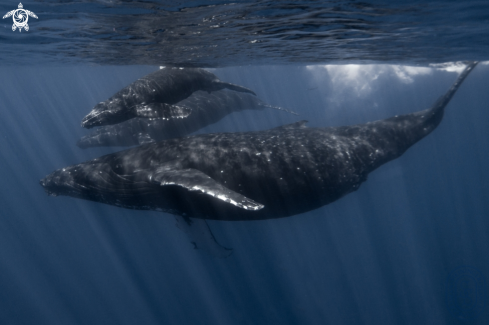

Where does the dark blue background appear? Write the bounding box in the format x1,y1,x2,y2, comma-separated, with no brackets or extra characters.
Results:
0,64,488,324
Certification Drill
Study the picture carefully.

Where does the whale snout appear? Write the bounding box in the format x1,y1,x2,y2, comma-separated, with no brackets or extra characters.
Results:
81,113,98,128
40,175,60,196
81,103,110,129
39,178,58,196
82,100,130,129
40,169,77,197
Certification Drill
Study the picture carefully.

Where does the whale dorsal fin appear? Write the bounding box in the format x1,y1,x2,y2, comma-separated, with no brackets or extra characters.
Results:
149,166,264,211
272,120,309,130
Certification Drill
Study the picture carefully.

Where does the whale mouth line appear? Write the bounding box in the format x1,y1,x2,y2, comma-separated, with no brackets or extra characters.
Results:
39,179,58,196
81,110,113,128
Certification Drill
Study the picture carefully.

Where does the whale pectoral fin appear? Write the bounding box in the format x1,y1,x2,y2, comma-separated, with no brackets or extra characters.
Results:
257,100,299,116
174,215,233,258
134,103,192,120
217,81,257,96
272,120,309,130
150,167,264,211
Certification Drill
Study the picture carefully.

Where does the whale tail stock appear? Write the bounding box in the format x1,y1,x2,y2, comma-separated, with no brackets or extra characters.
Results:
337,61,479,172
425,61,478,120
407,61,478,138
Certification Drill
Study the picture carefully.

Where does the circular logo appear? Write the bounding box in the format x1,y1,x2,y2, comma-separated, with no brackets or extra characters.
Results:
13,9,28,28
446,266,486,321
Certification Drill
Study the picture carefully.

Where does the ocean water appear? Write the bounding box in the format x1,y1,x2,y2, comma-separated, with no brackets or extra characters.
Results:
1,1,489,325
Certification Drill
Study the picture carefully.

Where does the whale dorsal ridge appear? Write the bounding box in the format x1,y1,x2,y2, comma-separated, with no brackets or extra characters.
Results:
149,166,264,211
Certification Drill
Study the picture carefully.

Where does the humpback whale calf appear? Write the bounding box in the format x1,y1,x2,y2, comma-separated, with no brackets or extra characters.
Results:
81,67,256,129
77,90,297,149
42,62,477,257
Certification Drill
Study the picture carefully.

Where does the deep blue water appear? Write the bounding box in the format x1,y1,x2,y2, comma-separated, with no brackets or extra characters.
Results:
1,64,488,324
1,1,489,325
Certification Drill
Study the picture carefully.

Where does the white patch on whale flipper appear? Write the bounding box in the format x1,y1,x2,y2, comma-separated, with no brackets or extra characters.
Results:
175,216,232,258
137,133,155,145
134,103,192,120
149,167,264,211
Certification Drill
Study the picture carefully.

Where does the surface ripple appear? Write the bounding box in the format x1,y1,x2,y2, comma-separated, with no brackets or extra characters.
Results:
0,0,488,66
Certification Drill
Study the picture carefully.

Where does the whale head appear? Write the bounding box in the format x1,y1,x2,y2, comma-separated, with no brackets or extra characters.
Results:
40,166,81,198
39,158,162,208
81,98,132,129
40,161,116,200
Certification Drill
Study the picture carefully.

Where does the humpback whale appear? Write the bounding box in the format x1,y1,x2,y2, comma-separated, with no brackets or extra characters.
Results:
77,90,296,149
42,62,477,256
81,67,256,129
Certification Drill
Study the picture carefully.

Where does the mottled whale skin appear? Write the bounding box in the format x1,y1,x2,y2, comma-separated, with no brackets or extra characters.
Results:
81,67,256,129
77,90,294,149
42,62,477,223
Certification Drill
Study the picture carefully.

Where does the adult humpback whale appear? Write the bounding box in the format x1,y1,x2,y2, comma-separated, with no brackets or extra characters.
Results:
81,67,256,129
42,62,477,257
77,90,296,148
